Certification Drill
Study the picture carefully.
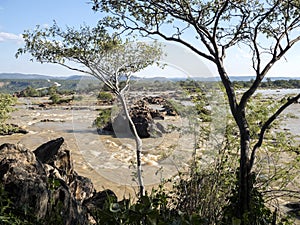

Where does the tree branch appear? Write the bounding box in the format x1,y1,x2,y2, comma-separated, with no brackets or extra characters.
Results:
249,93,300,171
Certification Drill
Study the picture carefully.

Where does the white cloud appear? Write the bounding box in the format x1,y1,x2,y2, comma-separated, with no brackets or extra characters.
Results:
0,32,23,44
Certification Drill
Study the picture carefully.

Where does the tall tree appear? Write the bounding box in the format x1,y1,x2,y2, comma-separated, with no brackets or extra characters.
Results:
91,0,300,221
16,22,162,197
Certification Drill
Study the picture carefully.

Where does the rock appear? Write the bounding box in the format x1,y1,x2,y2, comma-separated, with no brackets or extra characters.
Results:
0,143,49,219
40,118,66,122
162,104,178,116
143,96,166,105
0,138,119,225
149,122,169,138
150,110,164,120
39,103,47,108
99,96,169,138
285,202,300,218
34,137,64,163
83,189,117,211
286,202,300,210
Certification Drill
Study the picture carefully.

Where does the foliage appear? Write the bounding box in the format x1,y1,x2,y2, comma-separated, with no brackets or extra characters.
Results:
221,174,277,225
0,94,16,124
16,22,162,86
0,184,42,225
91,191,207,225
233,79,300,89
49,93,60,104
20,86,41,97
93,108,112,129
220,94,299,224
0,93,19,135
0,79,77,95
48,87,73,105
97,91,114,104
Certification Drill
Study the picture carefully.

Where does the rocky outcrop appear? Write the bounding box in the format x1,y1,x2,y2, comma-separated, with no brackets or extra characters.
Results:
0,138,117,225
143,96,178,116
100,98,169,138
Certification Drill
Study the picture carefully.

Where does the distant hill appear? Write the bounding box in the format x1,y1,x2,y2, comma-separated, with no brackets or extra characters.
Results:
0,73,55,80
1,73,300,82
0,73,84,80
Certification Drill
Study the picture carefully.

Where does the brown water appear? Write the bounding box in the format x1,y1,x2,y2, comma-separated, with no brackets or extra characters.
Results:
0,98,197,197
1,94,300,223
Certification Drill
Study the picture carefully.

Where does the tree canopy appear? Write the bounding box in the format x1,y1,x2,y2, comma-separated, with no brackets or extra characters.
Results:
16,22,162,94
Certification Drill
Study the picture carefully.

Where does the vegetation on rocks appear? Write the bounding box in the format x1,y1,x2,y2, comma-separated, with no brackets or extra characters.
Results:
0,93,26,135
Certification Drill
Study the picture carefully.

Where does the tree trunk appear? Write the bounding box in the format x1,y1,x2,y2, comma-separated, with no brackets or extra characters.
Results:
236,110,251,223
118,94,145,197
217,62,252,222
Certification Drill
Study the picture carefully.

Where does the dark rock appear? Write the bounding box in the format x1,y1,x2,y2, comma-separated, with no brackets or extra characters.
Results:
132,115,151,138
143,96,166,105
0,139,119,225
99,96,169,138
162,104,178,116
84,189,117,211
149,122,170,138
0,143,49,219
285,202,300,218
286,202,300,210
34,137,64,163
150,110,164,120
39,103,47,108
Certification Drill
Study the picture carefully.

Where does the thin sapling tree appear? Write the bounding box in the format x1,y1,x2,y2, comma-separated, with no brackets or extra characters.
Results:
16,22,162,196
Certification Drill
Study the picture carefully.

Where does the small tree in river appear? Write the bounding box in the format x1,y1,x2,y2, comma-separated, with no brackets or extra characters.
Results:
16,22,162,197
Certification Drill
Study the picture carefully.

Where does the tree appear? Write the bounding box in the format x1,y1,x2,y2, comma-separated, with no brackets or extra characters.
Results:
91,0,300,222
16,22,162,197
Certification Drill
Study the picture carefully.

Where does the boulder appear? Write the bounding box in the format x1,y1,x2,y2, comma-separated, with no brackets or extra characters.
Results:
0,143,49,219
0,138,119,225
129,99,168,138
34,137,64,163
100,98,167,138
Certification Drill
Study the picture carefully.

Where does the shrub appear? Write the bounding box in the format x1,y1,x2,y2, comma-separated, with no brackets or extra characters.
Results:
93,108,112,129
49,93,60,104
97,91,114,104
0,94,17,135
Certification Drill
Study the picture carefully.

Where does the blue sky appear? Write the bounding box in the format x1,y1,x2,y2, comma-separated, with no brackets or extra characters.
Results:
0,0,100,76
0,0,299,78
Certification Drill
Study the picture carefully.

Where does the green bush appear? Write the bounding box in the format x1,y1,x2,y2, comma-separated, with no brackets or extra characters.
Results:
93,108,112,128
49,93,60,104
22,86,41,97
0,94,17,135
97,91,114,104
0,94,16,124
91,191,206,225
